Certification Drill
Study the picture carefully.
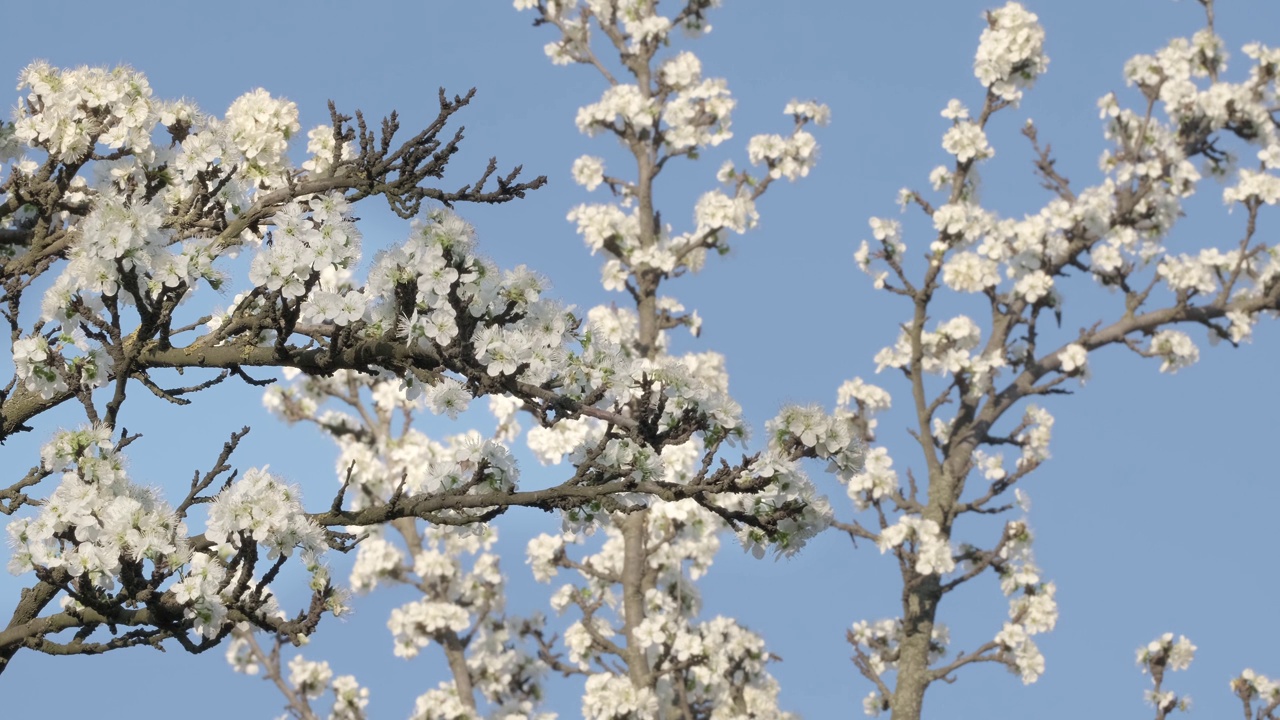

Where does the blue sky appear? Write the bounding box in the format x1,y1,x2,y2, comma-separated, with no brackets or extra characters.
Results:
3,1,1280,718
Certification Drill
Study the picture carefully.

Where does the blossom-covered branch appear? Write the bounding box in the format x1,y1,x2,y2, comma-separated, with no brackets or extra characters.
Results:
841,2,1280,718
499,1,866,717
0,48,842,678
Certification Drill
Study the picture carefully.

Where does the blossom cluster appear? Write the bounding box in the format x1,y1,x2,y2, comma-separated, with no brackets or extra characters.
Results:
251,193,361,305
1231,669,1280,716
1137,633,1197,674
873,315,1005,395
876,516,956,576
224,87,300,185
204,467,327,565
1137,633,1197,713
172,464,334,639
992,521,1058,684
11,331,109,401
662,76,735,151
7,427,334,641
359,209,579,388
7,427,184,585
14,62,158,162
746,126,821,181
973,2,1048,103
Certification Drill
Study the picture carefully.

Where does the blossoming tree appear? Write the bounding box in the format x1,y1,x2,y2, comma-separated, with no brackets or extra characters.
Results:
217,1,1280,719
5,1,1280,719
840,1,1280,718
224,1,856,717
0,6,854,697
